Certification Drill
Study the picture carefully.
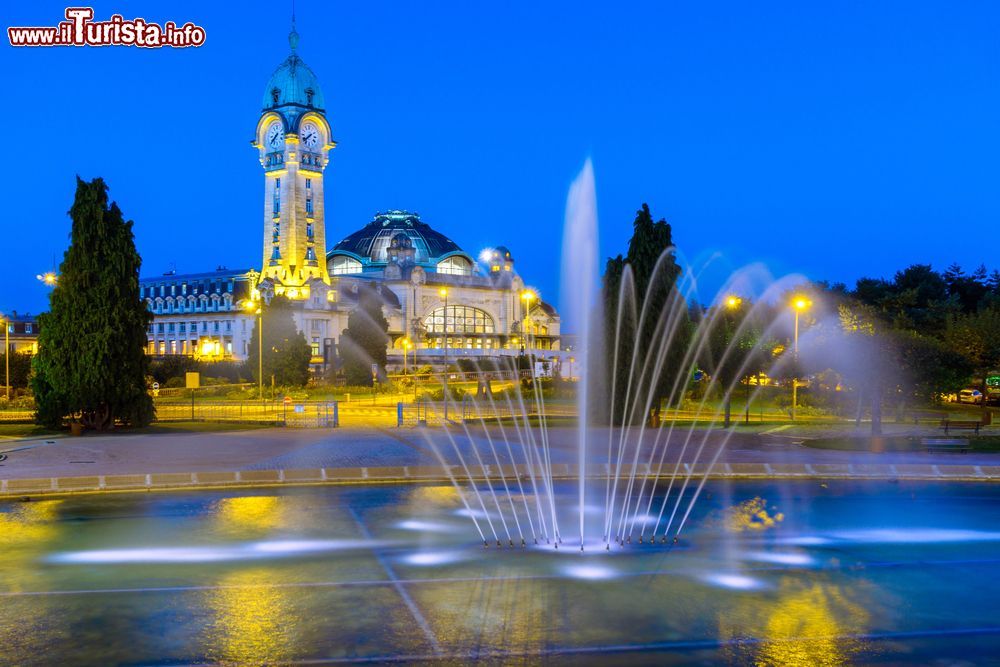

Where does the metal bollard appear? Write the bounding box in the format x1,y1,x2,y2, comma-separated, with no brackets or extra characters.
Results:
397,402,403,428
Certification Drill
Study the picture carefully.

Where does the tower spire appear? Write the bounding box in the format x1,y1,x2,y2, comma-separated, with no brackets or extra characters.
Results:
288,0,299,52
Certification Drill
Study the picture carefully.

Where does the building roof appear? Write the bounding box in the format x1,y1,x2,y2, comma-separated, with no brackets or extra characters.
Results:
139,268,254,283
329,211,465,264
262,30,325,111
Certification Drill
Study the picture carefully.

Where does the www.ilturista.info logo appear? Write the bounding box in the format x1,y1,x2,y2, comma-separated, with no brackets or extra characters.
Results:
8,8,206,48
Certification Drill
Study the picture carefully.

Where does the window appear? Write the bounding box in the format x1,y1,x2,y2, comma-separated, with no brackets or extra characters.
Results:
306,178,311,190
306,198,313,215
437,256,472,276
181,283,187,295
271,87,279,105
306,247,317,262
225,320,232,332
423,306,495,334
25,323,32,334
306,223,314,238
311,337,320,356
330,256,362,275
157,323,164,333
179,323,186,334
168,323,175,333
213,321,220,333
273,178,281,215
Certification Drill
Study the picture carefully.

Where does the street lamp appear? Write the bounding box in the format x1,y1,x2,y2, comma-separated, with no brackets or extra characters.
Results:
521,290,536,353
726,295,742,309
568,356,575,381
439,287,449,419
791,296,811,420
402,337,412,376
245,300,263,402
36,272,58,286
1,314,8,401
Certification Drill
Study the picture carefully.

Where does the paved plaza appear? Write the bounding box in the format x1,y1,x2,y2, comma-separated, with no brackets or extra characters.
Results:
1,423,997,484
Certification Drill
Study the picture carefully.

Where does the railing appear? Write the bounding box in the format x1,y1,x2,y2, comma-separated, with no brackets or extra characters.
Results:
155,400,339,428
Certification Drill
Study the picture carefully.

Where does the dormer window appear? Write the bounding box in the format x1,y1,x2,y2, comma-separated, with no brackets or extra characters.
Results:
271,87,280,105
305,88,314,106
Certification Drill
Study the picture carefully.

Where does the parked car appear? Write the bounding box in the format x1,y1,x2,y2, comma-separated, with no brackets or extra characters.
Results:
958,389,983,404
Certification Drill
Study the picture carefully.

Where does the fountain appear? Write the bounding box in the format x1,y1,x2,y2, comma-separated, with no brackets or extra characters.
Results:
416,159,824,553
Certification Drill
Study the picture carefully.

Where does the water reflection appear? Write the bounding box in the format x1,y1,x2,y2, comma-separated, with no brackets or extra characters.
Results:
203,568,298,665
719,578,870,666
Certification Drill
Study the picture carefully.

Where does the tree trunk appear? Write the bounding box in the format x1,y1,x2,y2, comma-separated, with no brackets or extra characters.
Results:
723,393,731,428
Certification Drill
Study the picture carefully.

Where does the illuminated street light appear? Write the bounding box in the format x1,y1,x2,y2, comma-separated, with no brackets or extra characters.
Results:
36,272,58,286
245,299,264,402
791,296,811,420
726,296,742,309
439,287,449,419
521,290,536,353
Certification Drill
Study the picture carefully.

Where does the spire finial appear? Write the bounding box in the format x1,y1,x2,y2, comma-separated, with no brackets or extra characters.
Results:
288,0,299,52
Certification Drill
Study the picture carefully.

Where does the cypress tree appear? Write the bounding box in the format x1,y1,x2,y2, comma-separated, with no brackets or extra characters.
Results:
32,177,154,430
246,295,312,388
340,283,389,386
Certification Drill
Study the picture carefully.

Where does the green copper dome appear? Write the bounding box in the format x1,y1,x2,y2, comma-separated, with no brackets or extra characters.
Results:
262,31,325,111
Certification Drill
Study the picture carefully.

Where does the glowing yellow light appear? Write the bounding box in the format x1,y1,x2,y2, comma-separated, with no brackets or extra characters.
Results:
439,288,448,298
726,296,741,308
793,297,811,311
521,290,536,303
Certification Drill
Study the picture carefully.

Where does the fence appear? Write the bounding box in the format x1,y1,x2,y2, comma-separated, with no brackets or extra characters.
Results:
394,397,572,427
154,400,340,428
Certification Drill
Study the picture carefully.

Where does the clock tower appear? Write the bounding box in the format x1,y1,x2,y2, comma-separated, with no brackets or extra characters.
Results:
253,24,335,297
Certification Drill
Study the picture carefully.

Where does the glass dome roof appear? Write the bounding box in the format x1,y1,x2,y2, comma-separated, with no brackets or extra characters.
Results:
330,211,465,264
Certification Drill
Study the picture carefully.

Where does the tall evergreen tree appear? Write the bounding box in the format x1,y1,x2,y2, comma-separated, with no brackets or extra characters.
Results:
246,295,312,388
600,203,689,424
340,283,389,386
32,177,153,430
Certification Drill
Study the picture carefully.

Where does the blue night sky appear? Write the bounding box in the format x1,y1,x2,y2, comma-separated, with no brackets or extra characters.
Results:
3,1,998,326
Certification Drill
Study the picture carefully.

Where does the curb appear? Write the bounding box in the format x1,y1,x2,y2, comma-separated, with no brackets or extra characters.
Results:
2,462,999,499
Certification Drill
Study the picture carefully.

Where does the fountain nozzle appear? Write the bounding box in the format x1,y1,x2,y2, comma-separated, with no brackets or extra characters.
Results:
638,536,643,544
672,536,679,544
484,540,489,548
521,538,526,547
626,536,631,544
606,543,610,551
580,545,584,552
497,540,502,548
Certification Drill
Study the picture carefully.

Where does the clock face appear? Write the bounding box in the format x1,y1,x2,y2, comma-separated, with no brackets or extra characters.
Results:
267,122,283,149
300,122,319,149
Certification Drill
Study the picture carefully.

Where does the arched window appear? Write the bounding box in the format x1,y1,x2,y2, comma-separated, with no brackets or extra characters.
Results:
330,256,363,275
437,256,472,276
423,306,495,334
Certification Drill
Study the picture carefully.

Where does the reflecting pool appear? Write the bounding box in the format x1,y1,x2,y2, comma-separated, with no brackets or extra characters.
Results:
1,480,999,665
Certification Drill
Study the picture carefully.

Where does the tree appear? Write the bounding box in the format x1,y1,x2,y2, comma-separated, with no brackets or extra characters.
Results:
246,295,312,389
32,177,154,430
599,203,689,424
340,283,389,386
0,352,34,391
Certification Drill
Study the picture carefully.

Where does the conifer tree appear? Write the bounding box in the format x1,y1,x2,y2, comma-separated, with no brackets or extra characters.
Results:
340,283,389,386
32,177,154,430
246,295,312,388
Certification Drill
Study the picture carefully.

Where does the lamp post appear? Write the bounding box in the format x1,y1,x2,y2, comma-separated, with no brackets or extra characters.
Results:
36,272,58,286
2,314,8,401
568,356,575,381
439,287,449,419
245,300,263,403
791,297,810,421
723,296,742,427
402,337,412,376
521,290,535,353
